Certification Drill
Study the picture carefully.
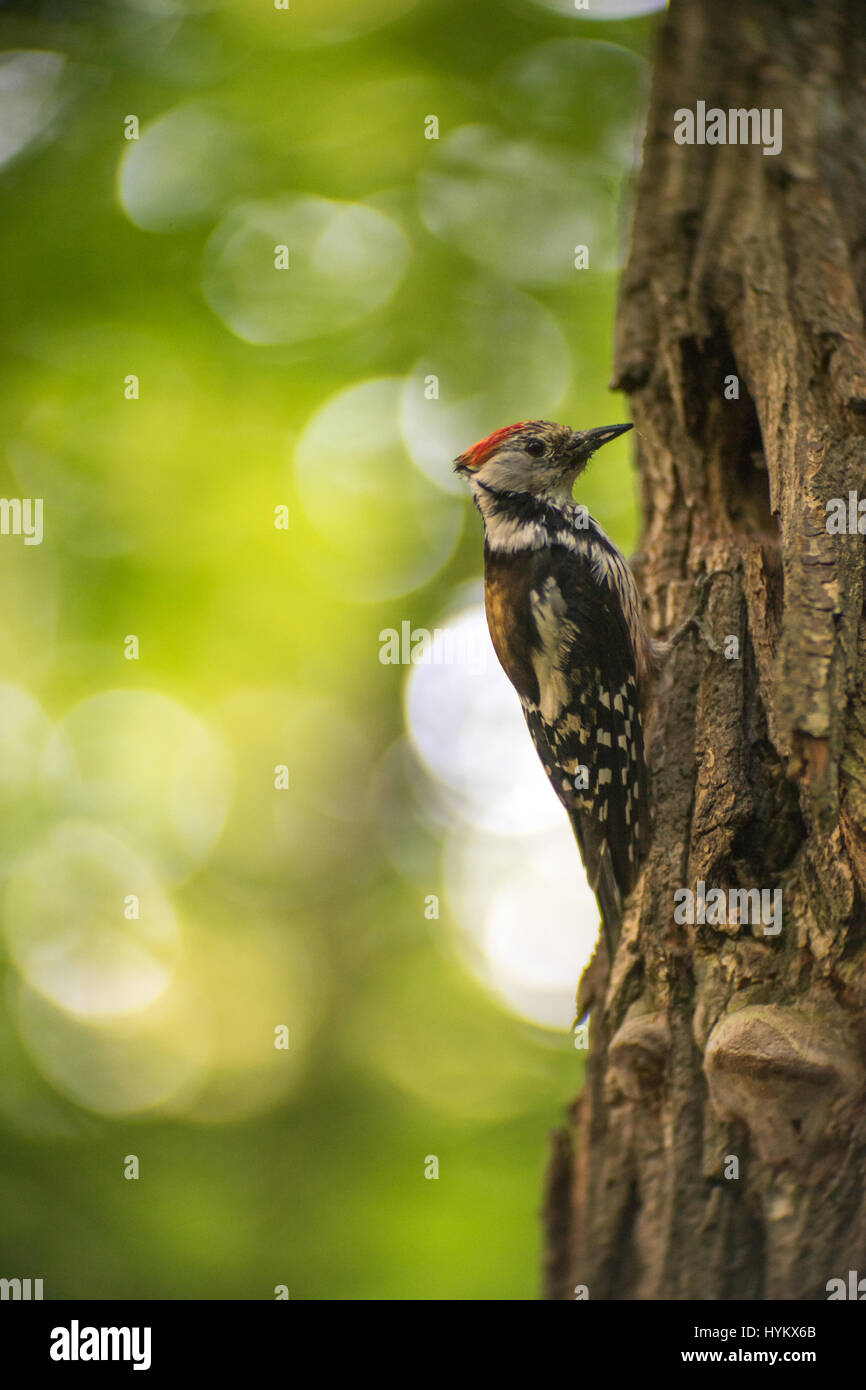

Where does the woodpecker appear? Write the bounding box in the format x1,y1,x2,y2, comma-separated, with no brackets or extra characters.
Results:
454,419,653,958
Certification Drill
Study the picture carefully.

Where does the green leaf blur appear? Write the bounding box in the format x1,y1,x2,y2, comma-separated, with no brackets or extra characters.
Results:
0,0,657,1300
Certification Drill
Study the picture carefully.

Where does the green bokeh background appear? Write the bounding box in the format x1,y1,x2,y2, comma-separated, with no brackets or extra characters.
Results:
0,0,657,1299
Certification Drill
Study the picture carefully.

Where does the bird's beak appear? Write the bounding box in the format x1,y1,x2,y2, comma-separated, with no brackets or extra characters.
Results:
570,423,633,454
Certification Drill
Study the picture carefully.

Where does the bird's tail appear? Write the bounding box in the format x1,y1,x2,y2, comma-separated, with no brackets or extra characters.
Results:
569,815,624,966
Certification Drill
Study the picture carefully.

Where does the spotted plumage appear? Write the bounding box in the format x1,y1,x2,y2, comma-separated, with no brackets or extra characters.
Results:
455,419,653,957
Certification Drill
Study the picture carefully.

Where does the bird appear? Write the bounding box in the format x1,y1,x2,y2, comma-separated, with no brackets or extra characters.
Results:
453,419,653,961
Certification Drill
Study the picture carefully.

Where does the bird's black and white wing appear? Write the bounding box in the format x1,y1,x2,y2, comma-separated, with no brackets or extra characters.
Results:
484,541,649,946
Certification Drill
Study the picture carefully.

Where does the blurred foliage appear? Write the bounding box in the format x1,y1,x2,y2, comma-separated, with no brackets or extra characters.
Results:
0,0,659,1299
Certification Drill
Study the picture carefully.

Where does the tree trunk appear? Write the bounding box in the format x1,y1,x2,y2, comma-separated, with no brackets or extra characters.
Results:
544,0,866,1301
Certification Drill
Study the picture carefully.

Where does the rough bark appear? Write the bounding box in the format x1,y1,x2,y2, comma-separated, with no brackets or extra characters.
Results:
545,0,866,1301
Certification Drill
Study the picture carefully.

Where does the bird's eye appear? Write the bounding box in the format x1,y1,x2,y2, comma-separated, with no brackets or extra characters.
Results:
525,437,546,457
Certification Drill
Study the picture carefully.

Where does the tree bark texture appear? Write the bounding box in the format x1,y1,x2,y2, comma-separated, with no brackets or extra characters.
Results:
545,0,866,1301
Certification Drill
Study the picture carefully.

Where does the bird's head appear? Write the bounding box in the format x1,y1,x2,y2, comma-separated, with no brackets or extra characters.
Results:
454,419,632,502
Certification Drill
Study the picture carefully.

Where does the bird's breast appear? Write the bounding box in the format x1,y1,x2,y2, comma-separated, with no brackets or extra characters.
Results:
483,548,544,706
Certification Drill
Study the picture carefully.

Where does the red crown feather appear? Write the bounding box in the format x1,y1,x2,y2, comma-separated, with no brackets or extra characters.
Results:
456,422,530,471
